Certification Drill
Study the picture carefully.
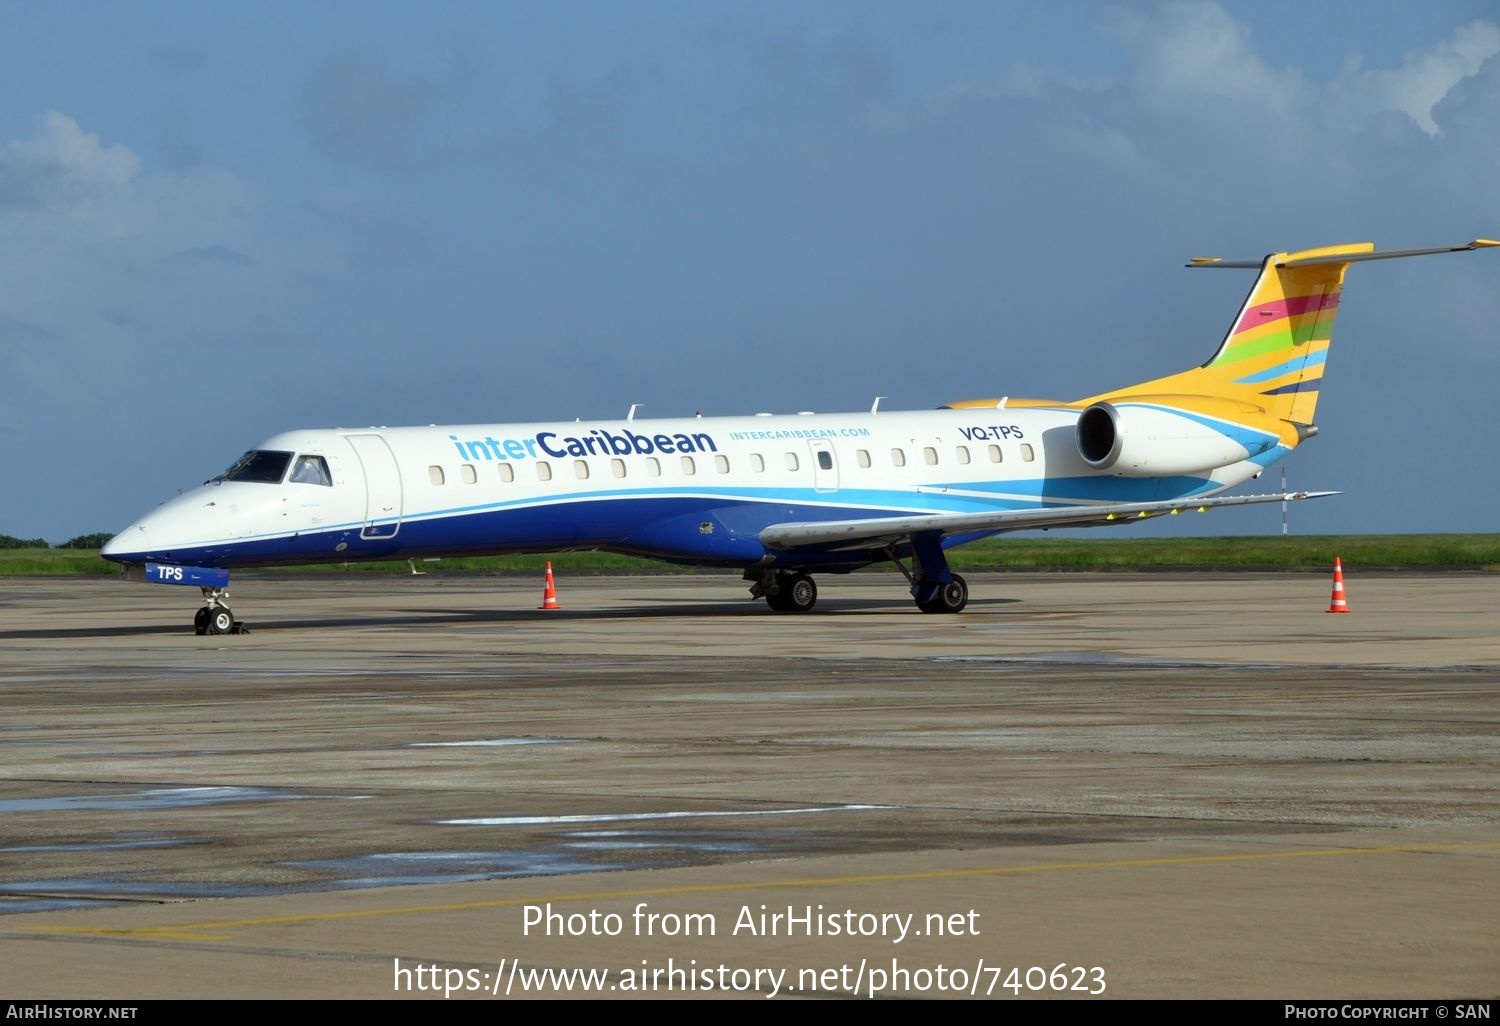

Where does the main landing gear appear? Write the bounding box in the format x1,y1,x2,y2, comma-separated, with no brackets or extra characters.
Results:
747,569,819,612
910,574,969,614
193,587,248,635
893,532,969,614
745,531,971,615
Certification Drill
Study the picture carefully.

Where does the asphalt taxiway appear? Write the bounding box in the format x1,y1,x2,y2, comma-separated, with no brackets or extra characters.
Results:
1,570,1496,1000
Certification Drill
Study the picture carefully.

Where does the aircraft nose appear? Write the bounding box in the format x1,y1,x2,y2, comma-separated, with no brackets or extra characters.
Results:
102,523,148,563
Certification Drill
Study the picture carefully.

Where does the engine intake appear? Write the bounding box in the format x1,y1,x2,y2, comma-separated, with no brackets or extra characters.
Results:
1076,400,1270,476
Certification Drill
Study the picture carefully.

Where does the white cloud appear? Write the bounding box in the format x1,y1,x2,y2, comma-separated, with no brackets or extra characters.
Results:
1334,20,1500,136
1105,0,1307,122
0,113,262,300
0,111,271,452
877,2,1500,210
0,111,146,236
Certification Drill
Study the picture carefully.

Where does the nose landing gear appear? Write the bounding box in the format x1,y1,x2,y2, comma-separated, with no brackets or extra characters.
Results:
193,587,248,635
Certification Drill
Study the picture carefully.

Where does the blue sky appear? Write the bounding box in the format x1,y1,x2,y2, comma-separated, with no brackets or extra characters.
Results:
2,1,1497,542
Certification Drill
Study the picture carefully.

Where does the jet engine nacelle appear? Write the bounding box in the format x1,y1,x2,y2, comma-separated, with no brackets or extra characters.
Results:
1076,398,1272,477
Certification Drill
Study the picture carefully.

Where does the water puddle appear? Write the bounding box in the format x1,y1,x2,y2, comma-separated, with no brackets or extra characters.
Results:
438,804,889,827
4,878,277,900
410,738,581,748
284,850,628,888
0,834,187,854
0,786,369,813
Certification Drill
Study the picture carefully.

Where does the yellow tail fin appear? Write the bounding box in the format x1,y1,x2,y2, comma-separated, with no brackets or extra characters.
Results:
1084,239,1499,437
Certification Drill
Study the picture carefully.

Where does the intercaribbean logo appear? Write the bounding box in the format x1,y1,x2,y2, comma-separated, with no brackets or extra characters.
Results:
450,428,719,462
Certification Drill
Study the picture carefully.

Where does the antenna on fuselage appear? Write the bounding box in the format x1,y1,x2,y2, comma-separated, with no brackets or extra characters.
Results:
871,397,885,413
627,404,641,421
996,397,1009,409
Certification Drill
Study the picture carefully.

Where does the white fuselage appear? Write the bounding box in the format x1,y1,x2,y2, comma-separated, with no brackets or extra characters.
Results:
102,406,1273,572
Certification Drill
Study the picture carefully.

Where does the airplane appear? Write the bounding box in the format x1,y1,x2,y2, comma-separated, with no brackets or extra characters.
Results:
103,237,1497,633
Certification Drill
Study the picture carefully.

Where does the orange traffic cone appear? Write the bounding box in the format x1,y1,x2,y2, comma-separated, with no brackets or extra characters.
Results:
538,561,563,610
1326,556,1350,613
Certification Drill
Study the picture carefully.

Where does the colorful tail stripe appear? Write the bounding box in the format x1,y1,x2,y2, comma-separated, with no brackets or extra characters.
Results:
1203,262,1348,426
1214,291,1341,367
1234,348,1328,386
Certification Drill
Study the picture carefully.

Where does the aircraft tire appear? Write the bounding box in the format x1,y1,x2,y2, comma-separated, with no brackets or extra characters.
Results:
941,574,969,613
785,573,817,613
917,575,968,614
206,607,235,635
193,607,210,635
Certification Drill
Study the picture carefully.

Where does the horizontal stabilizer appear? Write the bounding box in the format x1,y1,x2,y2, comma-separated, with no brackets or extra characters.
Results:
759,491,1337,552
1189,238,1500,269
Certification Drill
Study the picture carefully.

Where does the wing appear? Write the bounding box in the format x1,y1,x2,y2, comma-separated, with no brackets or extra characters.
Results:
758,490,1336,553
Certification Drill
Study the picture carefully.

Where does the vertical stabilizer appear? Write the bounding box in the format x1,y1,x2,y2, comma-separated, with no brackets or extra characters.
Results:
1084,239,1499,436
1192,243,1364,426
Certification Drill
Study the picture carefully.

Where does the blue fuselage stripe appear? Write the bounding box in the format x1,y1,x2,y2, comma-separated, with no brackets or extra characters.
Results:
101,474,1221,571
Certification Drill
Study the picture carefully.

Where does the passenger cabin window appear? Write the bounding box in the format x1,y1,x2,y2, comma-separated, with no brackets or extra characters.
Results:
891,448,906,468
923,447,938,466
751,454,765,472
289,454,332,486
817,451,833,470
216,450,292,484
537,462,553,481
611,458,626,479
499,464,515,483
715,455,730,473
460,463,477,484
856,449,871,468
680,455,696,475
988,444,1003,463
646,457,661,477
956,446,971,465
428,465,445,486
784,452,799,472
574,460,590,480
1021,443,1035,462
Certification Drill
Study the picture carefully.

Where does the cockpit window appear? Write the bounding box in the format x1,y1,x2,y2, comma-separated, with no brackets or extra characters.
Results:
289,454,332,486
215,450,293,484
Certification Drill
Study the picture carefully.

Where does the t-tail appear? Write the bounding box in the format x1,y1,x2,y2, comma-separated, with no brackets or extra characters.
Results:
949,238,1498,471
